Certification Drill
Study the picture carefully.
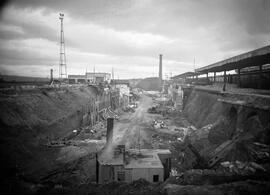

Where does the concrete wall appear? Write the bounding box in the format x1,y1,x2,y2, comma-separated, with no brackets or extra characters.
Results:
98,164,164,183
131,168,164,183
157,153,171,181
98,164,124,183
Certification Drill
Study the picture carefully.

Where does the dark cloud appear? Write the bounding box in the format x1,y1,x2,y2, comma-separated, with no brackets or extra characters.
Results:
0,0,9,16
3,0,270,43
0,22,58,42
0,46,56,66
0,0,270,77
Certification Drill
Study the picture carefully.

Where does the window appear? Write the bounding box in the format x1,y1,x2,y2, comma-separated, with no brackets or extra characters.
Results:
153,175,159,182
117,171,125,181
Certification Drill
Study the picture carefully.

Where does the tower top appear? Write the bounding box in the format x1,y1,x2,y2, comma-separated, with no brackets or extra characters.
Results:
59,13,64,19
59,12,67,80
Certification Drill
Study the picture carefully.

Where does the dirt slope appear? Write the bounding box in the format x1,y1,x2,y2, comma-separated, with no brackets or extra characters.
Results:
0,86,98,183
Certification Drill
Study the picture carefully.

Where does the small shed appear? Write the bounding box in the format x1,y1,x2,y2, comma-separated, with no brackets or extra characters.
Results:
97,147,171,184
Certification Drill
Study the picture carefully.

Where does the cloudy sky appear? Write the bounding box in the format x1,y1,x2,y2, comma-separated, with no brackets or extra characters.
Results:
0,0,269,79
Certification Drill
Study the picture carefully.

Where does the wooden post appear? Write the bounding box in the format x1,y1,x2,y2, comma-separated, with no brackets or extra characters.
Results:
214,72,216,83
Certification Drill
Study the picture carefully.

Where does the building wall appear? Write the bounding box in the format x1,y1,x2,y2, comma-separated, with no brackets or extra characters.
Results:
98,164,164,183
98,164,125,183
115,84,130,108
98,164,113,183
131,168,164,183
157,153,171,181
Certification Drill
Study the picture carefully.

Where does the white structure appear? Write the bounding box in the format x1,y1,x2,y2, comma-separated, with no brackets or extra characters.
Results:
68,72,111,84
111,80,130,108
86,72,111,83
97,146,171,184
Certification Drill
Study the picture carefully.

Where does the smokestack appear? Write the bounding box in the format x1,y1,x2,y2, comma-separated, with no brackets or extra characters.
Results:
106,118,114,144
159,54,163,90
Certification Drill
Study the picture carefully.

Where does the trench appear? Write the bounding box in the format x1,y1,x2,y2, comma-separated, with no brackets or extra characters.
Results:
1,85,270,194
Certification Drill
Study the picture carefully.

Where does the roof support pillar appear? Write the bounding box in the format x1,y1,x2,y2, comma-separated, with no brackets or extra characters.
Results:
223,70,226,91
259,65,263,89
238,68,241,87
214,72,216,83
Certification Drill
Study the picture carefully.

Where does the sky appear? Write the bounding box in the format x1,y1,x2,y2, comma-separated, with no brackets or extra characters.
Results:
0,0,269,79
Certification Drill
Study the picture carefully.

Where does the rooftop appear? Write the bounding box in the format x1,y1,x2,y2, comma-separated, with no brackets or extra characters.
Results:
171,72,196,79
125,149,170,169
68,75,86,79
98,150,124,165
86,72,110,75
98,147,171,169
195,45,270,73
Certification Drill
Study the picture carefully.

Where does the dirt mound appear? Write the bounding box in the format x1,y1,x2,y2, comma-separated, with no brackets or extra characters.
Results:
0,86,99,184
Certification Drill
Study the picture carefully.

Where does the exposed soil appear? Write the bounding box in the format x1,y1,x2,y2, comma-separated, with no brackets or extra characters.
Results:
1,86,270,195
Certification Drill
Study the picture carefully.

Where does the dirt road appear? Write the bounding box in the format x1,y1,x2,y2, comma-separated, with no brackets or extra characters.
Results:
113,94,156,149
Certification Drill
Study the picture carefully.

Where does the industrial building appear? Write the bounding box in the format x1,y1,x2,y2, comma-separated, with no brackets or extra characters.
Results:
97,147,171,184
111,79,130,108
97,118,171,184
172,45,270,89
68,72,111,84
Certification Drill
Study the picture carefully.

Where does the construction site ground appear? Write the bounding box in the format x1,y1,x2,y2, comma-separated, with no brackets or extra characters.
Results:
1,90,270,194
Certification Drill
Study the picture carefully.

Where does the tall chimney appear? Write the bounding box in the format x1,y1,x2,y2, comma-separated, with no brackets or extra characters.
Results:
106,118,114,144
159,54,163,90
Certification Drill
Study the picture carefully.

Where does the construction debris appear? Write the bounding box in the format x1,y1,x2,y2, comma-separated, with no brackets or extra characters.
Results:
152,120,167,129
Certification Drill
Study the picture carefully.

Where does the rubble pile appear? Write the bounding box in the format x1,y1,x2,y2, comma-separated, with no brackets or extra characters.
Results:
152,120,167,129
169,114,270,189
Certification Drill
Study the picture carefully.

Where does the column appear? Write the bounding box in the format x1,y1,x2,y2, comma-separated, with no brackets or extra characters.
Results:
238,68,241,87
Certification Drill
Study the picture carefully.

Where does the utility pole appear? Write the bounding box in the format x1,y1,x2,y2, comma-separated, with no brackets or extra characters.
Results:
59,13,67,80
138,127,141,153
93,66,96,84
50,68,53,84
159,54,163,91
193,57,196,72
112,67,114,80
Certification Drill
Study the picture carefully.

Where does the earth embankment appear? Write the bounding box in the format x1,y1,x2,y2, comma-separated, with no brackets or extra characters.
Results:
0,86,100,182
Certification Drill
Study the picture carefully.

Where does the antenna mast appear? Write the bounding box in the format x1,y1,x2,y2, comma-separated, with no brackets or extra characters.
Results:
193,57,196,72
59,13,67,80
138,127,141,153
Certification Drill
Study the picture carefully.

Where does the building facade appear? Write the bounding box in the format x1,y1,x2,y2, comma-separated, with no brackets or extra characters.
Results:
97,146,171,184
68,72,111,84
111,80,130,108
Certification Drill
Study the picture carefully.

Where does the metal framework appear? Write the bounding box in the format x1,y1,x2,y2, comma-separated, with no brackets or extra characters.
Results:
59,13,67,80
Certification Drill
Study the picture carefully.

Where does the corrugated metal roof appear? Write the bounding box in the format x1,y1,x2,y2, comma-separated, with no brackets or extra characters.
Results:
196,45,270,73
172,72,196,79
